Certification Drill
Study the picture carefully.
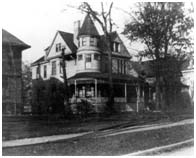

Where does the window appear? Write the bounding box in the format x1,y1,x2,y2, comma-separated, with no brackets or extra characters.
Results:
86,54,91,62
44,65,47,78
121,60,124,74
90,38,95,46
111,42,120,52
36,66,40,78
117,59,121,74
51,61,56,75
56,43,61,52
103,62,108,73
82,38,87,46
115,42,120,52
112,59,118,73
78,54,83,61
124,61,126,74
94,54,100,61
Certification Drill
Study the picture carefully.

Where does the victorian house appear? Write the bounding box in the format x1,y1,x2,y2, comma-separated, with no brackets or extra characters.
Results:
31,14,143,113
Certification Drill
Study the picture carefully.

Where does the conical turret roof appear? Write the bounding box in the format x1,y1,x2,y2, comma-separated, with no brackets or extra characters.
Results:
78,14,99,37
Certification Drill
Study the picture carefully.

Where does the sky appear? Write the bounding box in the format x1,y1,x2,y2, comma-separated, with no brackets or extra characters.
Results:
2,0,194,63
2,0,138,63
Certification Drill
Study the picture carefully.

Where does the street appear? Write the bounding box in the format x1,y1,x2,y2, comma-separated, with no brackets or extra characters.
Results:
159,146,194,156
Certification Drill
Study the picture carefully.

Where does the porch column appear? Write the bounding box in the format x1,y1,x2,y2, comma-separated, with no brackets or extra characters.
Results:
124,83,127,103
95,79,98,102
136,84,140,113
149,87,151,101
74,80,77,103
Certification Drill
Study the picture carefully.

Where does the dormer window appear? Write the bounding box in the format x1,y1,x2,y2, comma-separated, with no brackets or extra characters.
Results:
111,42,120,52
56,43,61,52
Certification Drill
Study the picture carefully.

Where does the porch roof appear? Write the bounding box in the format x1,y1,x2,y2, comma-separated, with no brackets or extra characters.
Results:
68,72,138,84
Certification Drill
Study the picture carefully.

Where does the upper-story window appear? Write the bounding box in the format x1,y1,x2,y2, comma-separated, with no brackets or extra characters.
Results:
86,54,92,62
124,61,127,74
90,37,96,46
56,43,61,52
94,54,100,61
111,42,120,52
112,58,118,73
78,54,83,61
121,60,124,74
44,65,47,78
82,38,87,46
51,61,56,75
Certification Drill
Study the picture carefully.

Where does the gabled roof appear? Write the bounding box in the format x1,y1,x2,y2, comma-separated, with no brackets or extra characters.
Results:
45,31,77,57
99,31,131,58
78,14,99,37
58,31,77,53
2,29,30,50
31,56,45,66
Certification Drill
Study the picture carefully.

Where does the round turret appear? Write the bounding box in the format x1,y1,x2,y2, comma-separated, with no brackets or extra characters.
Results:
76,14,101,73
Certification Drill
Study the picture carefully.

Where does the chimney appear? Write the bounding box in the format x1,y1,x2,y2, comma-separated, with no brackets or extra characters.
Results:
74,20,80,47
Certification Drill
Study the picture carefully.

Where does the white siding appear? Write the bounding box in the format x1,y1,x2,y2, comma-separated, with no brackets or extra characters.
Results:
32,66,37,79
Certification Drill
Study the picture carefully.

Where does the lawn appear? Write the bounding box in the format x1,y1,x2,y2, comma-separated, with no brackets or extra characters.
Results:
2,110,193,141
3,123,194,156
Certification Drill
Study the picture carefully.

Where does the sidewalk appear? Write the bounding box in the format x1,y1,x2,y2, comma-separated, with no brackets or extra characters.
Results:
124,138,194,156
2,132,91,148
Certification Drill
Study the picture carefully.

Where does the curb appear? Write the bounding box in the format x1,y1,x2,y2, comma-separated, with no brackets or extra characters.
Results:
124,138,194,156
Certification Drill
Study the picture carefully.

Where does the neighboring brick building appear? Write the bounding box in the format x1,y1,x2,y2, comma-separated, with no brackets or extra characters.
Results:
2,29,30,115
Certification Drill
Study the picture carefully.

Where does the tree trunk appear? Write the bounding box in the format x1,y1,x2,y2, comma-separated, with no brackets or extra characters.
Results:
61,48,71,116
105,35,114,113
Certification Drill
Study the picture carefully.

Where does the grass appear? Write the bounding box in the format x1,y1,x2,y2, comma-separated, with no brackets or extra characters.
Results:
2,123,194,156
2,110,193,141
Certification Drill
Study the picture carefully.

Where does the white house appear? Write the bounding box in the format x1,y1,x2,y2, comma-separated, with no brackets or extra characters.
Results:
31,14,141,112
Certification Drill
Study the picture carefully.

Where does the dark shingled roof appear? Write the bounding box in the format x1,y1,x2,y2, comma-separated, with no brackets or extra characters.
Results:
78,14,99,37
99,31,131,58
58,31,77,53
2,29,30,49
68,72,137,83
